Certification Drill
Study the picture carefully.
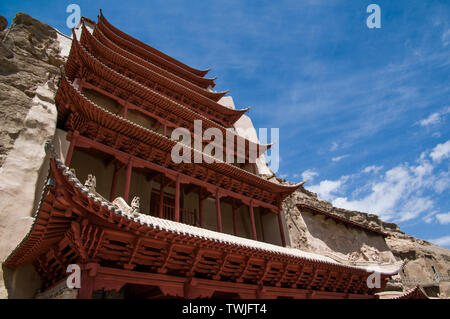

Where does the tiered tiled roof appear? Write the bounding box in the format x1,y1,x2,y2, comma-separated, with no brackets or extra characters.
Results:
56,70,300,206
91,20,227,102
65,29,267,162
97,11,216,89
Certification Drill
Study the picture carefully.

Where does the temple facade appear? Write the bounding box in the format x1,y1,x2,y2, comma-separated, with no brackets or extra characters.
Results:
3,11,402,299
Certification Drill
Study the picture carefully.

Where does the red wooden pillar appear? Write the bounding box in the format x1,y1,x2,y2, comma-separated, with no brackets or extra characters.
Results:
159,175,165,218
215,188,222,232
232,200,238,236
198,196,204,228
78,78,84,92
174,174,180,222
259,208,265,242
65,130,79,166
109,163,120,201
249,201,257,240
76,263,99,299
122,102,128,119
77,266,94,299
277,206,287,247
123,158,133,203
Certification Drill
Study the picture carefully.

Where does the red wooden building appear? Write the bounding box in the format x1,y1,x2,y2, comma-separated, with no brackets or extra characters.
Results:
4,11,401,299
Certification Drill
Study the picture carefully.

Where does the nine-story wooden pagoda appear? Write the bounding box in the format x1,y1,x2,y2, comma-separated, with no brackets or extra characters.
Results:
4,11,401,299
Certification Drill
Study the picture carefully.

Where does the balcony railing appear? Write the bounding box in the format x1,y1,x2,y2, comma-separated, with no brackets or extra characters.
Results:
151,202,198,227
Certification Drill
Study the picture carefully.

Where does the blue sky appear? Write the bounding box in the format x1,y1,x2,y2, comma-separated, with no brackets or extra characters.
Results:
1,1,449,247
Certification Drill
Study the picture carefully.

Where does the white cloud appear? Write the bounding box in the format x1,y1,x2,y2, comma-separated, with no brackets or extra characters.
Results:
422,211,437,224
419,112,441,126
432,132,441,138
301,169,319,182
436,212,450,225
419,106,450,127
396,197,434,222
333,162,438,221
306,141,450,222
442,29,450,47
429,235,450,247
330,142,338,152
332,165,415,221
308,178,346,200
434,171,450,194
332,154,349,162
363,165,383,174
430,140,450,163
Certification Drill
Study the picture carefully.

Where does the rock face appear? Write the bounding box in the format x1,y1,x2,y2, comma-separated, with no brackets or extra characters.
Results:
0,13,68,298
0,16,7,32
284,186,450,298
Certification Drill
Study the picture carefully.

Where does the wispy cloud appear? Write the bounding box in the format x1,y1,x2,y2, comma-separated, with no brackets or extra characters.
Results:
418,106,450,126
363,165,383,174
301,169,319,182
423,211,437,224
442,29,450,47
436,212,450,225
306,140,449,222
308,176,348,201
332,155,349,162
330,142,338,152
430,140,450,163
429,235,450,247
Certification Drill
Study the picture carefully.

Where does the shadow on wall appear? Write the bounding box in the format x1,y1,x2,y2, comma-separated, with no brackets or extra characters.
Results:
3,264,42,299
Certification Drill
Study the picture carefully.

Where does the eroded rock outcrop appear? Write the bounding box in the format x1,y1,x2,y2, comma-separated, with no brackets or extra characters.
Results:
283,185,450,298
0,13,69,298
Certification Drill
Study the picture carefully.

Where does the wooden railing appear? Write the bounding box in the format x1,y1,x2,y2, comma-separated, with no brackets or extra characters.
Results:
152,202,197,226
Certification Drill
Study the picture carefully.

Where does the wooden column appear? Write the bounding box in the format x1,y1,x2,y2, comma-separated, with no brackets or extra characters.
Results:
77,273,94,299
65,130,79,166
159,175,165,218
174,174,180,222
277,205,287,247
123,158,133,203
76,264,97,299
109,162,120,201
249,201,257,240
199,196,204,228
232,200,238,236
259,208,266,242
122,102,128,119
215,188,222,232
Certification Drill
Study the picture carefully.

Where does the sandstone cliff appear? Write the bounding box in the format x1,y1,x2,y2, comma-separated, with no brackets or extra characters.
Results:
0,13,68,298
